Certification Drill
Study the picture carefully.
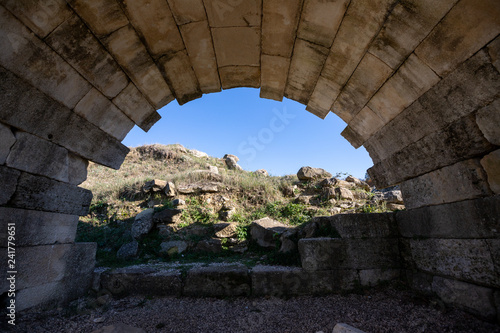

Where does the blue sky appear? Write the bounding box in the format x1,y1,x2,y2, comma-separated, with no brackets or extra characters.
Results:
122,88,373,179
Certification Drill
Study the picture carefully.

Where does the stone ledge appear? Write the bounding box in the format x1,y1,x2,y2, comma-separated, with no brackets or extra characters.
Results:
184,263,251,297
298,238,401,271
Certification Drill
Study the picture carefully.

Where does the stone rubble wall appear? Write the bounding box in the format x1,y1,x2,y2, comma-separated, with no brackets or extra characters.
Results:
0,0,498,315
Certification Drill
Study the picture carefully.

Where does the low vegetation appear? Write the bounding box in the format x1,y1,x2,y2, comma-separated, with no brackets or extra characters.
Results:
77,144,398,267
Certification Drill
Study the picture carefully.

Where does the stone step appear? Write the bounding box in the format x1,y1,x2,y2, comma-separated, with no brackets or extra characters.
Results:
95,263,400,298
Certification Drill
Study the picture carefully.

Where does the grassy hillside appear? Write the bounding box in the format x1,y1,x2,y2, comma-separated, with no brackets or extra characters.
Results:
77,144,393,267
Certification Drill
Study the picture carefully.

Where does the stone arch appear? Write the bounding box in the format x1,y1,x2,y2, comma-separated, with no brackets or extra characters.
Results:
0,0,499,316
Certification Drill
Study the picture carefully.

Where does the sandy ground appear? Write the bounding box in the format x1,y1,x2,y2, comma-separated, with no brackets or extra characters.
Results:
7,286,500,333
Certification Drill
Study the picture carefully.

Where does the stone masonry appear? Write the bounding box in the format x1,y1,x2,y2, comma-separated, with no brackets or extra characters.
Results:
0,0,498,316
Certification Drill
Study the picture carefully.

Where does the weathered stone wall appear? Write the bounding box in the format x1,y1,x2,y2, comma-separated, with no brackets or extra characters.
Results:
397,196,500,322
0,0,498,314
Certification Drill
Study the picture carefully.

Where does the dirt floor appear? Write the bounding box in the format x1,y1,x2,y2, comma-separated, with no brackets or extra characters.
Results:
7,286,500,333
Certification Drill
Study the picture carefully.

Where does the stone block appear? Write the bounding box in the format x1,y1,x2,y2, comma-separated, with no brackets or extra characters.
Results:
101,266,182,297
9,172,92,216
6,131,69,182
103,25,173,109
369,0,457,69
368,114,495,188
260,55,290,102
250,217,292,249
296,0,349,48
321,0,394,101
327,213,399,239
184,263,250,297
251,265,359,297
306,76,338,119
0,207,78,247
15,281,63,311
481,150,500,194
342,107,385,147
67,0,129,37
167,0,206,25
0,66,129,170
0,165,20,205
120,0,184,57
203,0,261,27
397,196,500,239
476,99,500,146
45,14,128,99
0,243,94,293
68,153,88,185
285,39,329,104
75,88,135,141
400,159,493,209
409,239,499,287
488,36,500,72
0,122,15,164
487,239,500,277
364,49,499,164
368,53,440,125
219,66,260,89
262,0,302,58
299,238,343,271
159,51,202,105
13,242,96,310
0,6,91,109
299,238,400,271
333,53,393,122
359,269,400,287
112,83,161,132
180,21,221,93
432,276,497,321
212,27,261,67
1,0,72,38
415,0,500,76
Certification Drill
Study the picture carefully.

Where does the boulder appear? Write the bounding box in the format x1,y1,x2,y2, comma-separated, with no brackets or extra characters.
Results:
172,198,185,206
335,187,354,201
219,208,236,221
323,187,336,199
116,241,138,259
143,179,166,192
254,169,269,176
297,167,332,181
208,165,219,174
383,190,404,204
225,156,242,170
320,178,337,187
353,191,370,200
190,149,208,158
223,154,239,162
131,209,154,239
194,238,223,253
346,176,371,191
215,222,238,238
177,183,219,194
153,208,182,224
160,241,188,255
164,181,176,197
250,217,292,249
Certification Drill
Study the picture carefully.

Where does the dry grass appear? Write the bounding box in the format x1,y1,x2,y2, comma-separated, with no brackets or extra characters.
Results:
82,144,294,206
